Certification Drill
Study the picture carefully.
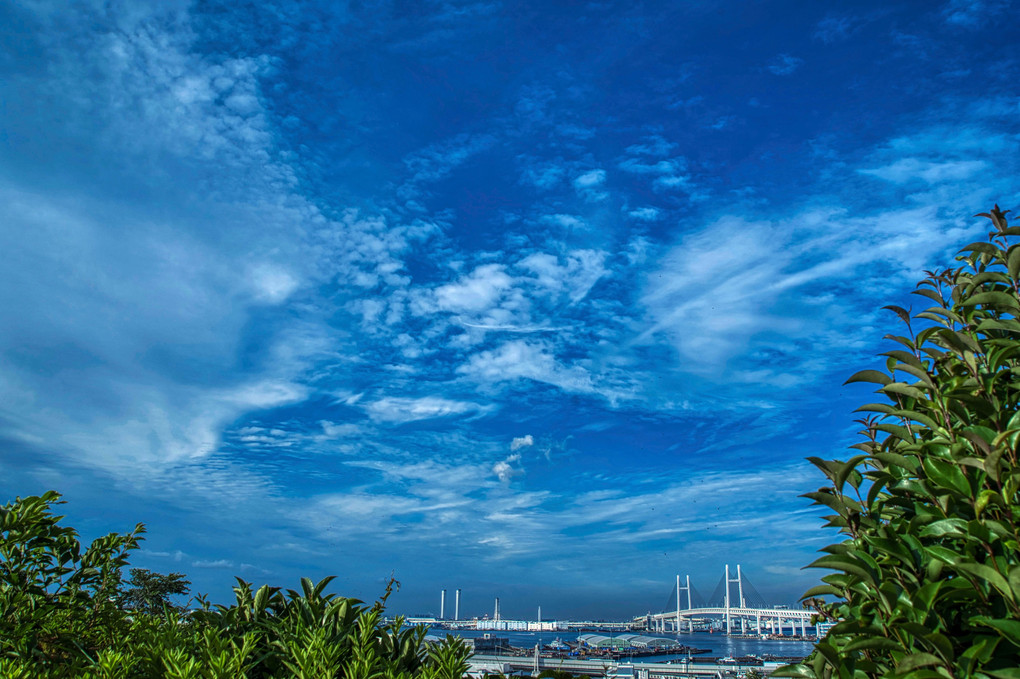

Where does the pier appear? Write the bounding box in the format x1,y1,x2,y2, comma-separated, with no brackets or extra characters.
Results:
469,654,789,678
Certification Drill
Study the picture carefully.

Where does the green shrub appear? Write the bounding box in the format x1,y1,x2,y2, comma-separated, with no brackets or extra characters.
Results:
776,206,1020,678
0,491,472,678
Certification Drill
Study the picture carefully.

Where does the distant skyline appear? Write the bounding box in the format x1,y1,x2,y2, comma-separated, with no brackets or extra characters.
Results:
2,0,1019,620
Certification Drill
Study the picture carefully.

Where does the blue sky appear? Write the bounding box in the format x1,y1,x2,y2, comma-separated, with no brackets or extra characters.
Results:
1,0,1018,620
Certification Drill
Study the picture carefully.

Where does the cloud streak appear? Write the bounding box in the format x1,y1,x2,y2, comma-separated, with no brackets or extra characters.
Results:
2,0,1018,619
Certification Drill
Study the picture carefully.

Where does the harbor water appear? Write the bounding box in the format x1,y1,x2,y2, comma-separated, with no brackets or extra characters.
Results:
438,630,816,662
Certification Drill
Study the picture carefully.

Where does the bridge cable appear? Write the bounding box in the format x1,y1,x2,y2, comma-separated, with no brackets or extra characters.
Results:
739,574,771,609
689,581,707,608
706,573,726,608
662,579,678,614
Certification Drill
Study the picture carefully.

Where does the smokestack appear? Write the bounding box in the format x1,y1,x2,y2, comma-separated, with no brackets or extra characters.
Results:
538,605,541,622
494,597,500,621
441,589,446,620
455,589,461,621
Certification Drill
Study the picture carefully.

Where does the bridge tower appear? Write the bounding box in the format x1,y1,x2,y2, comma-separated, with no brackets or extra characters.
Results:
737,564,746,633
675,574,692,633
724,564,743,634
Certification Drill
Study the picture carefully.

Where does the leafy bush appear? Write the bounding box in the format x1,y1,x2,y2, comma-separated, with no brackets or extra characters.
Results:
776,207,1020,678
0,491,472,678
122,568,192,615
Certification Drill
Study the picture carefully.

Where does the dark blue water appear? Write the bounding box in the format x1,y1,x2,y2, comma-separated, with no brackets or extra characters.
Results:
440,630,815,661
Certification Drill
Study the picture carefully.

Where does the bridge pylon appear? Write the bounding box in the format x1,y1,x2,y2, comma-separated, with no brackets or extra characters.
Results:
724,564,745,634
674,574,692,633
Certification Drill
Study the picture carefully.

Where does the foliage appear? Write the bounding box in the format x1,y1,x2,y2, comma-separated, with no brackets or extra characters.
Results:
0,489,144,670
122,568,192,615
0,491,473,678
775,206,1020,678
423,635,473,679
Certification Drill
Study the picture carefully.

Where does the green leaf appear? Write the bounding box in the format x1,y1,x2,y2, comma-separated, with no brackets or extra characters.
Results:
922,457,970,495
962,291,1020,310
882,349,924,369
1009,565,1020,600
769,664,816,678
973,618,1020,647
807,554,874,583
876,422,915,442
882,382,928,400
835,455,867,491
890,408,941,430
895,653,943,672
873,451,918,469
843,636,902,652
925,545,962,565
977,318,1020,333
854,402,897,414
957,562,1014,601
845,369,892,386
800,584,839,598
1007,245,1020,280
959,241,1002,257
987,670,1020,679
912,287,945,304
883,304,913,326
892,363,937,389
920,518,967,537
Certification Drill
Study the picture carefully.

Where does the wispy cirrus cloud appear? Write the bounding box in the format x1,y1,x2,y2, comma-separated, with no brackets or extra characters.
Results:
941,0,1011,26
361,396,494,423
767,53,804,75
572,168,609,202
5,0,1019,619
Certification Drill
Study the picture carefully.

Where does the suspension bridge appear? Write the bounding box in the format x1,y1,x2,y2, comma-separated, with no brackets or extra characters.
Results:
641,565,816,637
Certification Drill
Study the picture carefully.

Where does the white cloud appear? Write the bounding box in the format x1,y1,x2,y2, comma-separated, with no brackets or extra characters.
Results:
249,264,299,304
625,136,677,156
492,453,523,482
511,434,534,451
813,14,860,43
0,4,434,487
859,158,988,184
514,85,555,123
434,264,514,313
518,250,608,304
361,396,493,423
768,54,804,76
573,169,608,201
458,340,596,394
402,133,497,188
942,0,1010,26
319,421,363,439
573,169,606,189
146,549,186,561
541,214,587,230
764,565,806,577
619,158,683,175
639,204,974,378
628,207,662,221
519,160,565,190
618,157,695,194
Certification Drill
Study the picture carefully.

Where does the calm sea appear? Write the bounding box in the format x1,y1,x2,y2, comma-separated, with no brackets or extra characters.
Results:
436,630,816,662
